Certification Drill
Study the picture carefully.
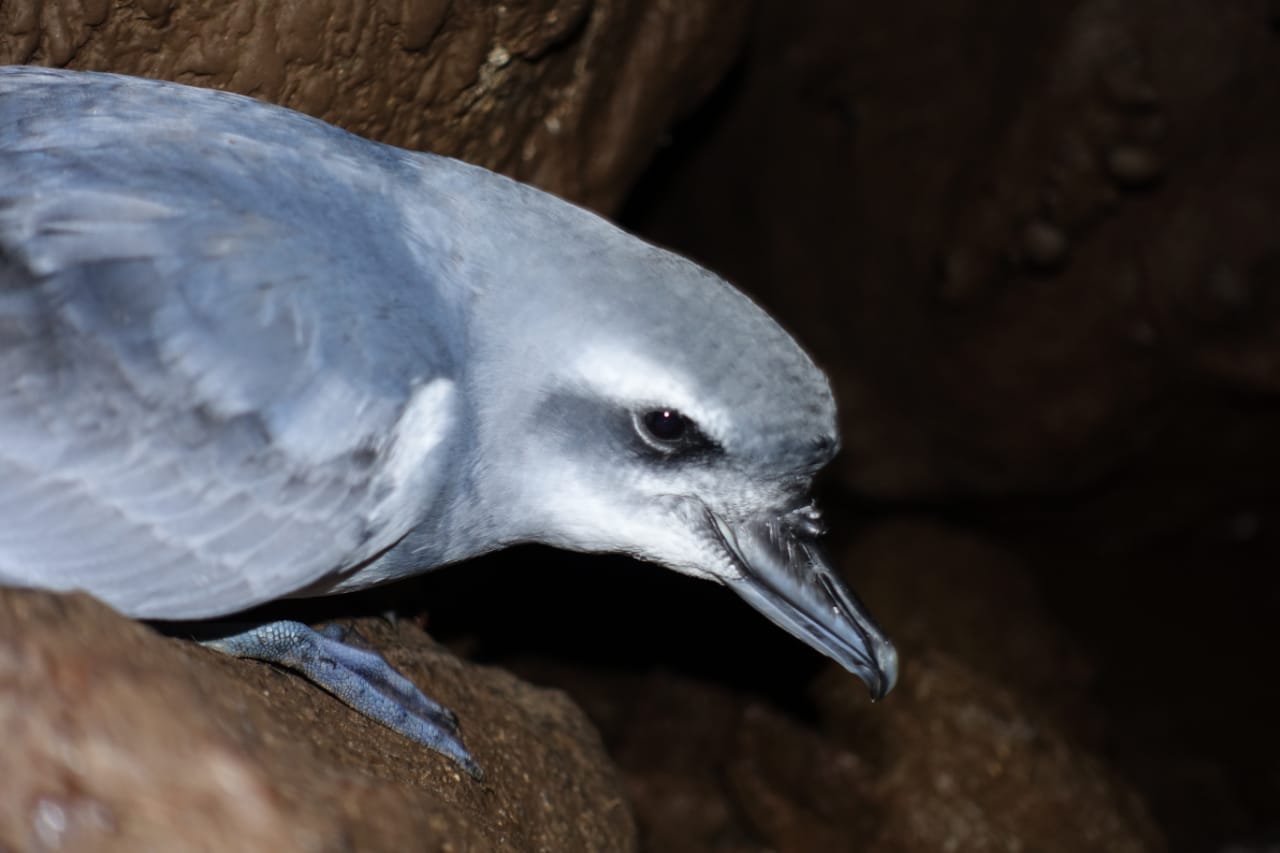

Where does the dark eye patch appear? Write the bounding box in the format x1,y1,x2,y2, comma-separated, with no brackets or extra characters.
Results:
528,390,721,464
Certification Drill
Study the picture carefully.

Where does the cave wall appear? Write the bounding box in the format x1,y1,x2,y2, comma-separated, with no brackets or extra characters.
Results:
628,0,1280,511
621,1,1280,849
1,0,748,211
1,1,1277,850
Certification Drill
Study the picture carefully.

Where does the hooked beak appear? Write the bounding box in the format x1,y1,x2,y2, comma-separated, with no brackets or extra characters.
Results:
706,505,898,699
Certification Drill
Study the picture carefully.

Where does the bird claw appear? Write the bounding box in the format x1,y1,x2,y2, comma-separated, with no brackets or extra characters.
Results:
318,622,349,642
203,620,480,778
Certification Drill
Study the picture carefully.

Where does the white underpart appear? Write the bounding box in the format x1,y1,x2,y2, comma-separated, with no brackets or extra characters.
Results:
364,378,456,547
540,483,717,580
524,451,738,584
310,378,458,593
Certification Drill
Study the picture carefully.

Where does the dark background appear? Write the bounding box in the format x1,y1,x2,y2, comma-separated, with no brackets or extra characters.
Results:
416,2,1280,850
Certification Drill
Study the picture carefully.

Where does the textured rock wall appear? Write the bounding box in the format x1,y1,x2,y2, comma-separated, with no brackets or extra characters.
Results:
0,589,637,851
0,0,748,211
487,523,1167,853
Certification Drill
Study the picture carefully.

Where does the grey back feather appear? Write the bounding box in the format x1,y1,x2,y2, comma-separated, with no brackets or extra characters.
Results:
0,67,466,617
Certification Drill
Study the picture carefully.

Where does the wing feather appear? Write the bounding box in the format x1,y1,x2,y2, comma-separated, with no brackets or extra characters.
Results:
0,68,462,618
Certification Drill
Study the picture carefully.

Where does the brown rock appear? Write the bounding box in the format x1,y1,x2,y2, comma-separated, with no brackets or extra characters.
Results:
814,652,1166,853
520,657,1161,853
836,521,1099,743
1105,144,1165,187
605,670,880,853
0,588,636,852
500,521,1163,852
0,0,749,212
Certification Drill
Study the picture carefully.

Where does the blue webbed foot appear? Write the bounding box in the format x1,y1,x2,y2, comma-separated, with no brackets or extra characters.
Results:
204,620,481,778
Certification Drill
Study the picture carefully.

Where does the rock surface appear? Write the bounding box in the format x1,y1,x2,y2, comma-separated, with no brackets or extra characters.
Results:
500,521,1165,853
0,589,636,852
0,0,749,212
814,652,1162,853
514,655,1162,853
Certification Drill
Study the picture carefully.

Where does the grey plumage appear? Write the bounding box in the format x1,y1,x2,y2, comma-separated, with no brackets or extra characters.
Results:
0,67,895,770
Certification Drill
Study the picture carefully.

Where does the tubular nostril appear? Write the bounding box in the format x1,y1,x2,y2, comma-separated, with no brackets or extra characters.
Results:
782,501,826,537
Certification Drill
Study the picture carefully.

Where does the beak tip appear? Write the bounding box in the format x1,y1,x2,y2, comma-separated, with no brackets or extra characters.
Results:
868,639,899,701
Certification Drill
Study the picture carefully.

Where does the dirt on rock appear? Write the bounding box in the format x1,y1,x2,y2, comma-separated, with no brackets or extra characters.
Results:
0,588,636,852
503,521,1166,853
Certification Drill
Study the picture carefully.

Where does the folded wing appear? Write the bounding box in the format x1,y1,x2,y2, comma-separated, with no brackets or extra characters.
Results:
0,68,459,618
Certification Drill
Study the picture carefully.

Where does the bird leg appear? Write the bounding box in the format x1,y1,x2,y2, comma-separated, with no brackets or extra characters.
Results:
202,620,482,778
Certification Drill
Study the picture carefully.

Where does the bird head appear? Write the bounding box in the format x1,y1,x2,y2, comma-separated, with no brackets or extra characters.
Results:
446,174,897,700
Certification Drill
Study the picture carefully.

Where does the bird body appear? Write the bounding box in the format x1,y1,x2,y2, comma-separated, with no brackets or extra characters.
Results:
2,67,479,616
0,67,895,771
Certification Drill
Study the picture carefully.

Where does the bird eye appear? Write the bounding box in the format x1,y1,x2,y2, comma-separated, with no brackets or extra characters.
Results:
633,408,719,457
643,409,688,442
